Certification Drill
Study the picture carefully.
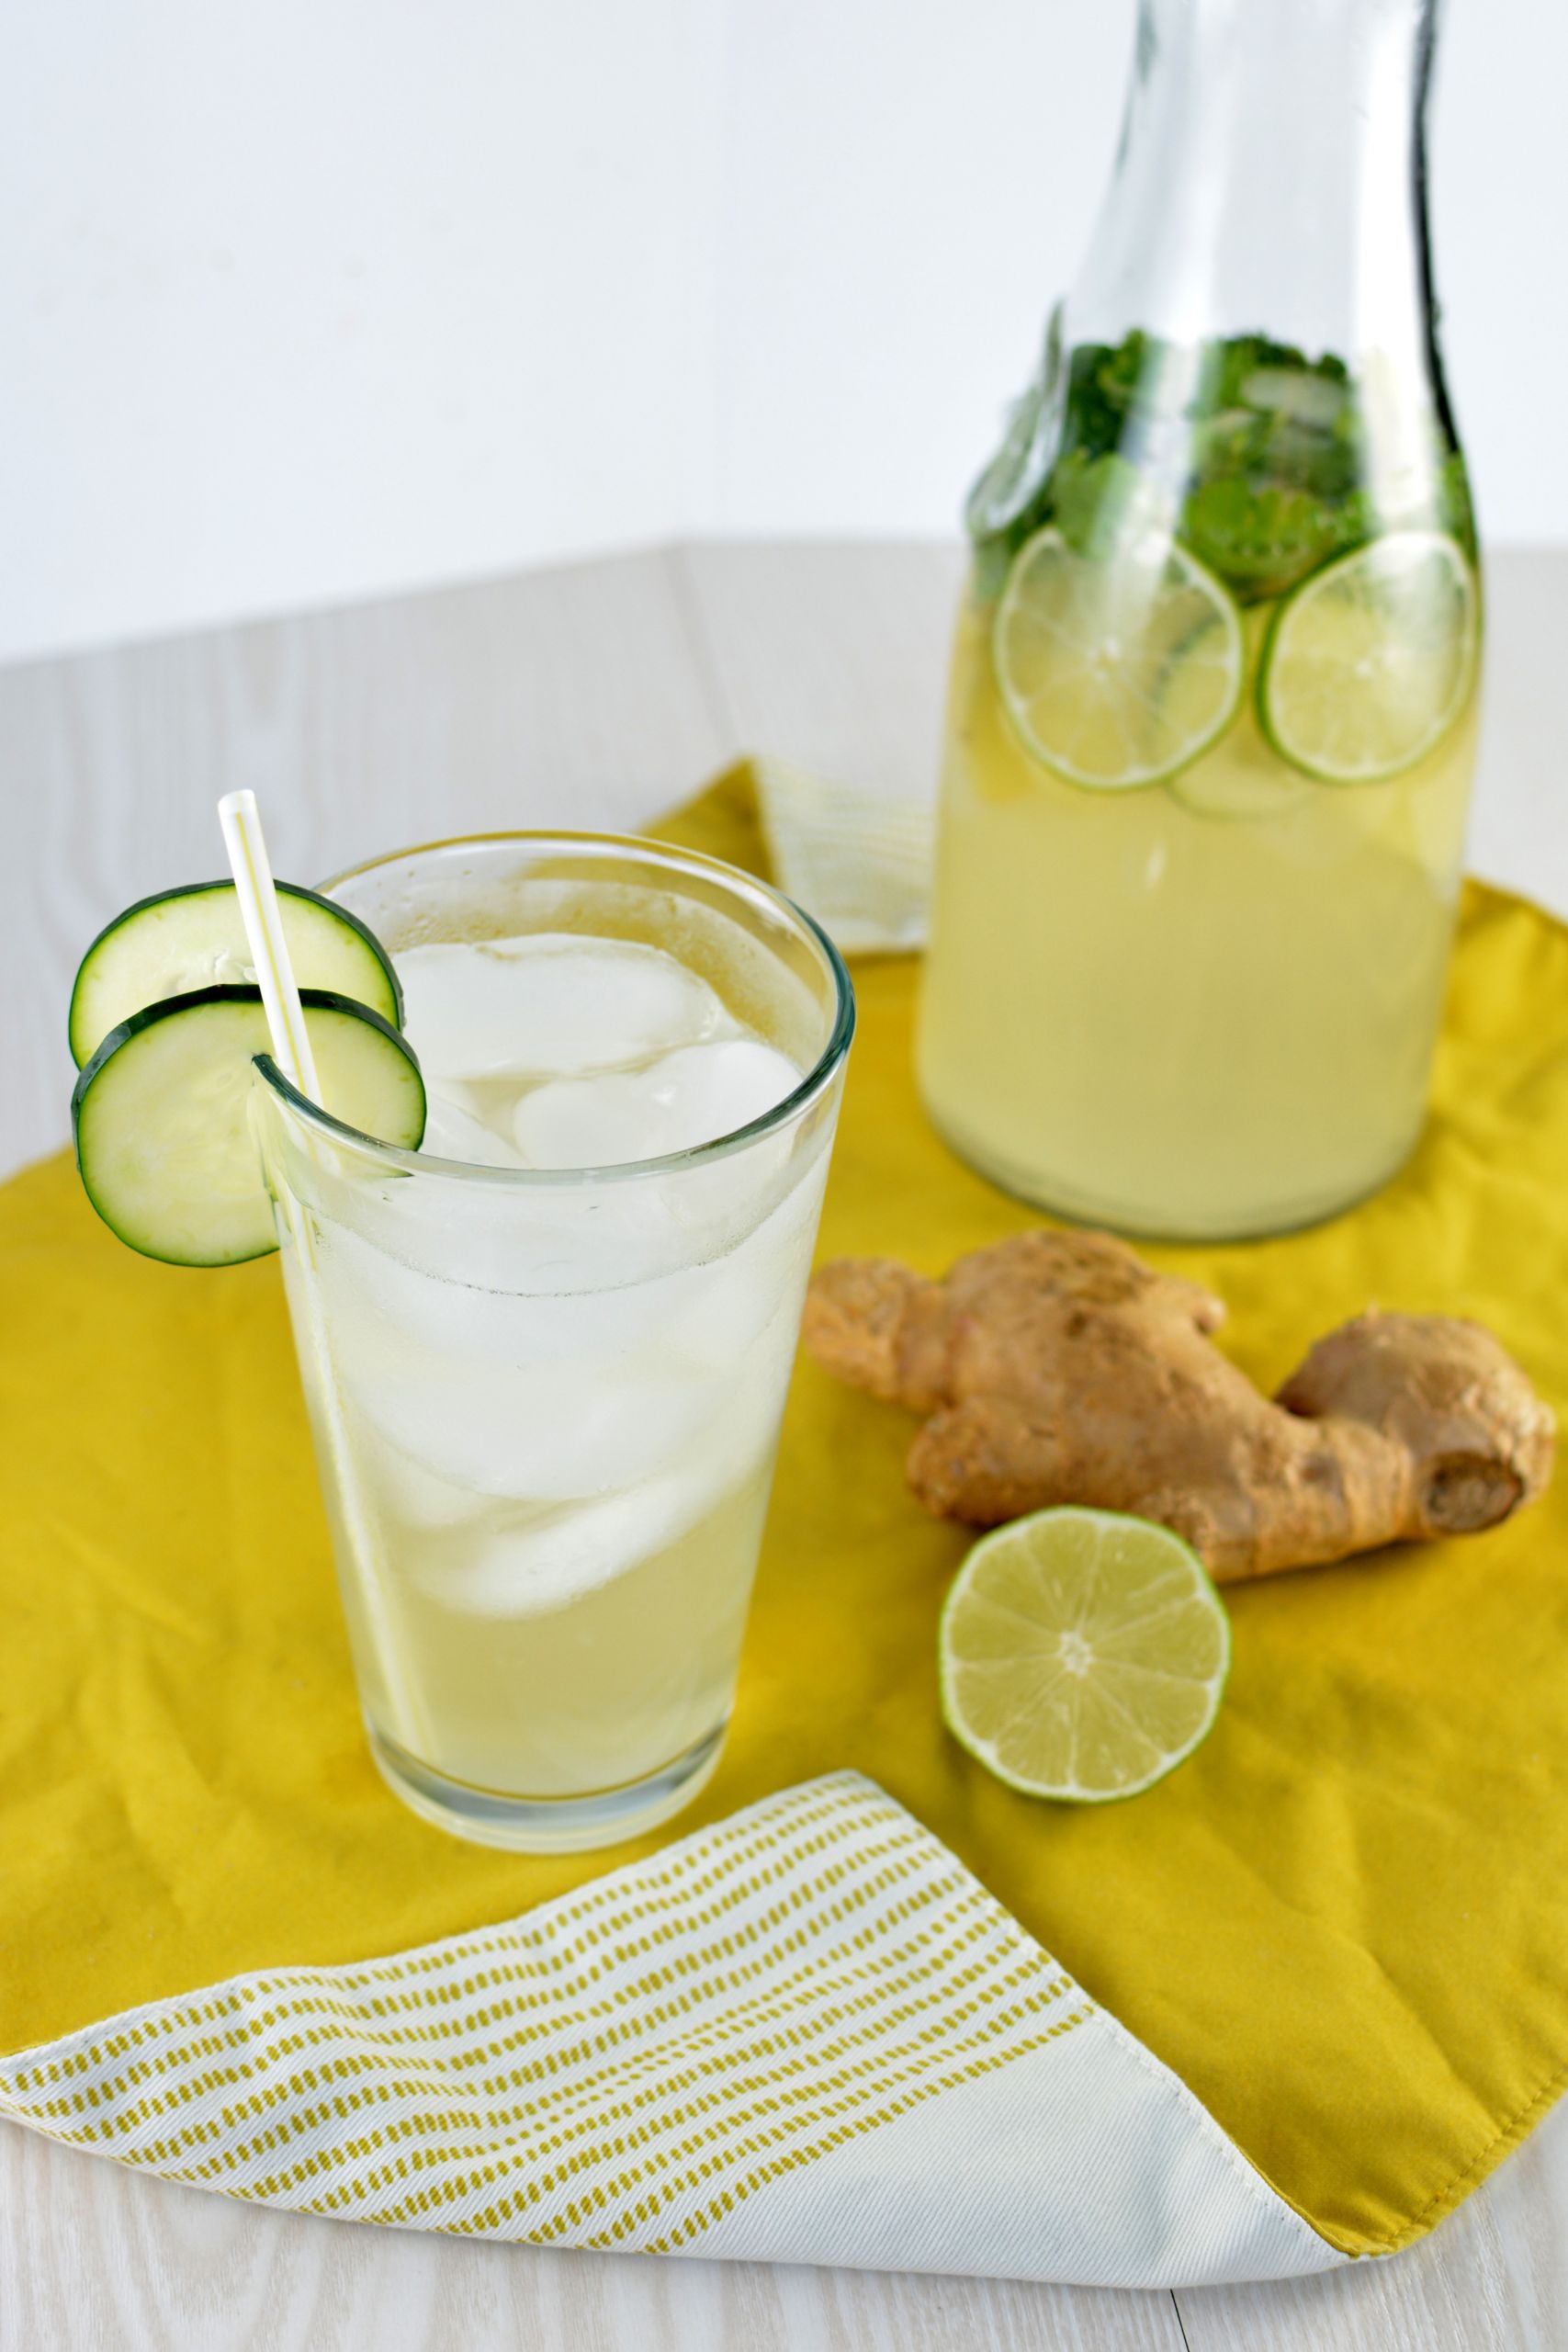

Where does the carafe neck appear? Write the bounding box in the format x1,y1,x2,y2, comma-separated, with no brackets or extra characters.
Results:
1075,0,1441,376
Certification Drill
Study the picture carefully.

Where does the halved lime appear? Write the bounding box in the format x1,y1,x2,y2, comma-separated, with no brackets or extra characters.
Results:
939,1507,1231,1803
992,526,1244,790
1258,530,1479,784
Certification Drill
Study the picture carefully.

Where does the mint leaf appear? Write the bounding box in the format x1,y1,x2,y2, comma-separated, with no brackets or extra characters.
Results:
969,325,1476,607
1180,478,1343,602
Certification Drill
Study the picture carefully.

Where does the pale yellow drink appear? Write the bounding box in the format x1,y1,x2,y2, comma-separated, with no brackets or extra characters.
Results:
255,834,852,1850
919,594,1477,1238
919,288,1483,1245
327,1468,777,1801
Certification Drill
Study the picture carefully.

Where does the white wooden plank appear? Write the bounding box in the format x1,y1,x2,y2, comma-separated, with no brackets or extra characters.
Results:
1468,547,1568,916
0,2125,1187,2352
0,547,729,1178
1177,2091,1568,2352
674,537,965,800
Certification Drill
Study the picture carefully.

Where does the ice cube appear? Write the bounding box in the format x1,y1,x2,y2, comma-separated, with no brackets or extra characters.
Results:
335,1337,728,1504
312,1093,829,1386
402,1471,714,1617
513,1039,801,1170
668,1195,821,1365
328,1164,702,1301
418,1083,527,1169
399,1345,794,1619
351,1427,492,1530
396,934,731,1082
319,1216,727,1367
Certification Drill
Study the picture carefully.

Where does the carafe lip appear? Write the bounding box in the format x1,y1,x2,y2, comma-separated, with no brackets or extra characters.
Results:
254,827,855,1189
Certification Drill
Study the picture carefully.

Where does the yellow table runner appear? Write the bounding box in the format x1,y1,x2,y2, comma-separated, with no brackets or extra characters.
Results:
3,766,1566,2258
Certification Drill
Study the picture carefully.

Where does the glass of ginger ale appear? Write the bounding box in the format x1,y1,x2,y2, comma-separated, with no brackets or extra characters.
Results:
918,0,1481,1240
251,833,852,1850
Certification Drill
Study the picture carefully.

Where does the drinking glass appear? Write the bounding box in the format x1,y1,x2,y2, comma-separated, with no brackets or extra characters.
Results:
250,832,853,1851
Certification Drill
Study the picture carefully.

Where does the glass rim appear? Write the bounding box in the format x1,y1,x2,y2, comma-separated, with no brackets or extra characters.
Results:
252,826,856,1188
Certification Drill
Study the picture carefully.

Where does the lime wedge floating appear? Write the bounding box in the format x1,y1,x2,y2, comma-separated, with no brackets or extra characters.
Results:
992,526,1244,790
1258,529,1479,784
72,987,427,1267
68,879,402,1069
939,1506,1231,1803
1168,757,1316,821
1168,712,1317,821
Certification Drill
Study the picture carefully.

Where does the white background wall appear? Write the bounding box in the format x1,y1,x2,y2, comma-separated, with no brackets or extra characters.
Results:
3,0,1563,664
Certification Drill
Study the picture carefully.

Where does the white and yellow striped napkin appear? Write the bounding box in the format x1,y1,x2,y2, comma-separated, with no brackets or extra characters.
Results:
0,1774,1337,2286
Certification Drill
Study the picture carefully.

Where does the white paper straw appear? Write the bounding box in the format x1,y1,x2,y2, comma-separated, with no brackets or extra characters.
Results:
217,791,431,1761
217,790,321,1099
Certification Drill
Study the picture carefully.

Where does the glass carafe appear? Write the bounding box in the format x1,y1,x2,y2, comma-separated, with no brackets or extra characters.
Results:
917,0,1480,1240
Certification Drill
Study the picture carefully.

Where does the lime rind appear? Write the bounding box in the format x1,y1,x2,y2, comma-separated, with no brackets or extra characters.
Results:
1257,529,1480,786
992,526,1245,793
939,1506,1232,1804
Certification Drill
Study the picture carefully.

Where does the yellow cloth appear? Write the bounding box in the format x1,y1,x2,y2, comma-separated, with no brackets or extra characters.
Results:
3,763,1566,2259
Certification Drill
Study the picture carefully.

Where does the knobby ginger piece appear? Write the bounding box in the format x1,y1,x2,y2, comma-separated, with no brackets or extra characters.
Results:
801,1228,1554,1583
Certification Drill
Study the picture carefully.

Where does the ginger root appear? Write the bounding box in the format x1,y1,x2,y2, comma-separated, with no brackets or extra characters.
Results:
801,1229,1554,1582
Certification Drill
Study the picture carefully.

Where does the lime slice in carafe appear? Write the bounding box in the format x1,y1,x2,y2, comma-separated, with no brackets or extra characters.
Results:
992,526,1244,790
1258,529,1479,784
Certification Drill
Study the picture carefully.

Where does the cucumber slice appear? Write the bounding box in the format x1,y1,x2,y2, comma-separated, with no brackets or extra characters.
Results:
69,880,402,1068
72,987,426,1267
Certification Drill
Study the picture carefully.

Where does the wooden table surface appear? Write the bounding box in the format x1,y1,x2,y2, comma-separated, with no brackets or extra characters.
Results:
3,541,1566,2349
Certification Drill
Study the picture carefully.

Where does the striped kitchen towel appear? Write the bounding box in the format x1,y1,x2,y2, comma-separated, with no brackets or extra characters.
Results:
0,1773,1334,2286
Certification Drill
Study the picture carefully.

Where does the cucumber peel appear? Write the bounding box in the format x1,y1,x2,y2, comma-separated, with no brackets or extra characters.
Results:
72,986,426,1267
69,880,402,1068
